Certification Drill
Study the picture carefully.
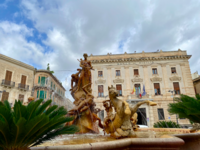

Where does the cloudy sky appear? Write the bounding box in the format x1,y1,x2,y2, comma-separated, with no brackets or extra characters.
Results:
0,0,200,100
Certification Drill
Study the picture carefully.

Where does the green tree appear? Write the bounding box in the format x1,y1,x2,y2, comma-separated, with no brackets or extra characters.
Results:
168,94,200,123
154,121,181,128
0,99,78,150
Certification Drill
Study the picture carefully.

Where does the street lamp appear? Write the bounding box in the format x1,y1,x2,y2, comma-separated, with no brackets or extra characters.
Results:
168,90,179,124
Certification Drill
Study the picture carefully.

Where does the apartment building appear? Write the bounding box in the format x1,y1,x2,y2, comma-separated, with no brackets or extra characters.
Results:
0,54,35,105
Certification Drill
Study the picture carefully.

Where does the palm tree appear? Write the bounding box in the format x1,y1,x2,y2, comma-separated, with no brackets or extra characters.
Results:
168,94,200,124
0,99,78,150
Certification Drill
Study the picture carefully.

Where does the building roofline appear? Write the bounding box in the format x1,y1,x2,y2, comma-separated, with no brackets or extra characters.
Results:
88,49,187,57
0,54,35,71
36,70,66,91
193,76,200,82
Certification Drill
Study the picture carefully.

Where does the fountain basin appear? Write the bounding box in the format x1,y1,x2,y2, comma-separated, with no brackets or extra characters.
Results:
32,137,184,150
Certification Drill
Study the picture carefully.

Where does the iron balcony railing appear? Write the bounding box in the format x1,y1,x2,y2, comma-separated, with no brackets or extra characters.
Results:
18,83,29,90
1,79,15,87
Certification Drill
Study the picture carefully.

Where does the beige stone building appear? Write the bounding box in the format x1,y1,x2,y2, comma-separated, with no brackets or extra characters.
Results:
88,49,195,127
33,70,66,106
192,72,200,95
0,54,35,105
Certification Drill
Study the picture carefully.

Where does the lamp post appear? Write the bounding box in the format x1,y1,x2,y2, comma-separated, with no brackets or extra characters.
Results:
168,90,179,124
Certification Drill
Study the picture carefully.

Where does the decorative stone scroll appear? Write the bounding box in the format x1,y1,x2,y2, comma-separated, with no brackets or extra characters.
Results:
150,76,162,82
169,76,181,81
113,78,124,83
131,77,143,83
95,79,106,84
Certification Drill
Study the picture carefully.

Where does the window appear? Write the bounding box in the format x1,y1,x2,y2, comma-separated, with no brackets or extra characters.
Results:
98,110,104,121
116,84,122,96
38,76,40,84
134,69,139,75
158,108,165,120
18,94,24,103
37,90,39,98
135,84,141,95
5,71,12,85
173,82,180,94
1,91,9,102
116,70,120,76
21,75,26,88
41,77,46,86
154,83,161,95
40,91,44,99
98,71,103,77
152,68,157,74
171,67,176,74
98,85,104,97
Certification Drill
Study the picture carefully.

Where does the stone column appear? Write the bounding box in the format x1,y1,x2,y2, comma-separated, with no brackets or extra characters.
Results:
149,105,154,127
143,66,151,96
125,66,130,97
161,64,169,96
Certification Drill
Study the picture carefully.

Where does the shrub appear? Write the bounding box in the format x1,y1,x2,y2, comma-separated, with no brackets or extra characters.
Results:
168,94,200,124
153,120,181,128
0,99,78,150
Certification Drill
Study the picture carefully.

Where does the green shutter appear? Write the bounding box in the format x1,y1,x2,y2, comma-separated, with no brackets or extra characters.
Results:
41,77,45,86
40,91,44,100
54,84,55,89
45,91,46,99
50,94,51,99
38,76,40,84
37,90,39,98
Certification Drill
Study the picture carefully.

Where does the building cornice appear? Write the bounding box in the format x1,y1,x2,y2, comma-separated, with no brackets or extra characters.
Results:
89,55,191,64
36,70,66,91
0,54,35,71
193,76,200,82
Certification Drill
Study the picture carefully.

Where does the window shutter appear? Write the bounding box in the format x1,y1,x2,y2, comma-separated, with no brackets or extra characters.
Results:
1,92,9,102
173,82,180,90
154,83,160,89
21,75,26,85
45,91,46,99
116,85,122,90
38,76,40,84
134,69,139,75
37,90,39,98
5,71,12,81
98,85,103,93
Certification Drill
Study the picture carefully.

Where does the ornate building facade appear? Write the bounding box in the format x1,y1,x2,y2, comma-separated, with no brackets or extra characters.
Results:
192,72,200,95
0,54,35,105
88,49,195,127
33,70,66,106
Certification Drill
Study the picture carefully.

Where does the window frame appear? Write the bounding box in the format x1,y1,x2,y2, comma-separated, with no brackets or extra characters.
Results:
173,82,181,95
116,70,121,76
157,108,165,120
116,84,122,96
134,69,139,76
171,67,177,74
98,71,103,77
154,83,161,95
152,68,158,74
98,85,104,97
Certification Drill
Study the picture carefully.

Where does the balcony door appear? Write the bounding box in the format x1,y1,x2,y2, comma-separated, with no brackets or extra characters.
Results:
40,90,44,100
1,92,9,102
21,75,26,88
41,77,46,86
5,71,12,85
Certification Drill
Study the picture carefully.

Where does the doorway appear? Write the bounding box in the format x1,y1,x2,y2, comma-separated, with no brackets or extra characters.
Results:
137,108,147,125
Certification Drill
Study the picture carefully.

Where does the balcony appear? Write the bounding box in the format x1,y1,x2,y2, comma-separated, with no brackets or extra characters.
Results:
18,83,29,91
1,79,15,88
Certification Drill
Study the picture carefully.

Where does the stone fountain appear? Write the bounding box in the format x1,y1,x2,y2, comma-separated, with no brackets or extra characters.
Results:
32,53,200,150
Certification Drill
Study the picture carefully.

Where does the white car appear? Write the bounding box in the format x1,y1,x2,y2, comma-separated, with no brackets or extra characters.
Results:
138,125,148,128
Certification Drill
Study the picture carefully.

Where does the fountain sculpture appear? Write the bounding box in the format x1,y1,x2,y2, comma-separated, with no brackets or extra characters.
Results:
67,53,157,137
67,53,100,133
